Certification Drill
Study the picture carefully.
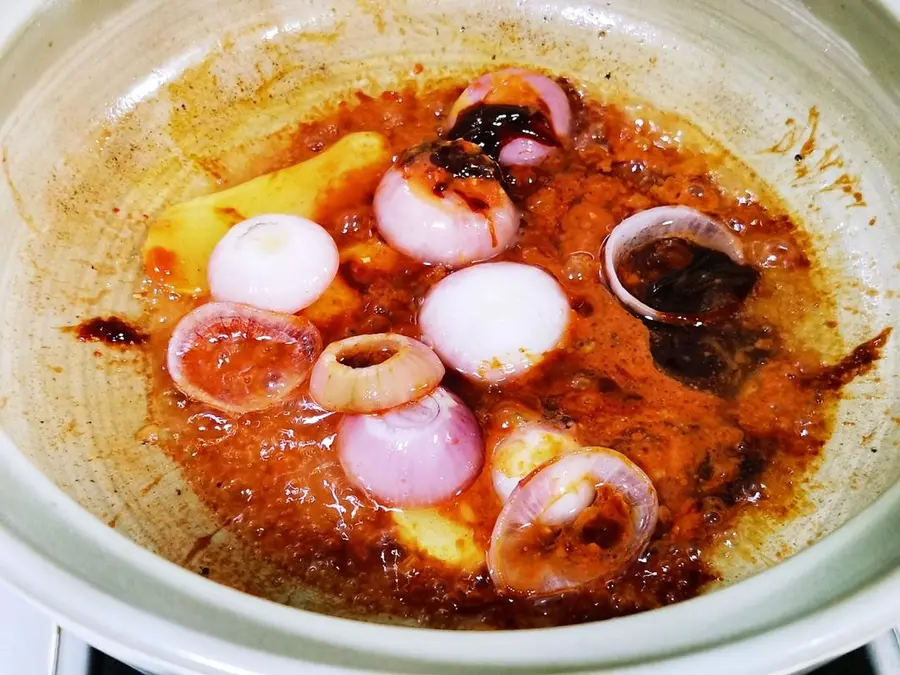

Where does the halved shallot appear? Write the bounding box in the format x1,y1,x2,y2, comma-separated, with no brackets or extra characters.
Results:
419,262,571,383
309,333,444,414
373,140,518,266
490,423,579,503
337,387,484,508
208,214,339,313
602,205,757,325
488,447,658,596
447,69,573,166
166,302,323,414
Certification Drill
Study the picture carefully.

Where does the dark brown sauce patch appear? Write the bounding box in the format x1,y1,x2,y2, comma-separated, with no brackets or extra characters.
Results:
619,238,759,316
429,140,502,181
647,321,777,396
69,316,149,347
808,327,891,390
448,103,560,158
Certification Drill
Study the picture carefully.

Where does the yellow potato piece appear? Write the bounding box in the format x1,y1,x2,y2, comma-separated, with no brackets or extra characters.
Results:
142,132,391,294
392,508,485,572
302,274,362,327
340,239,401,273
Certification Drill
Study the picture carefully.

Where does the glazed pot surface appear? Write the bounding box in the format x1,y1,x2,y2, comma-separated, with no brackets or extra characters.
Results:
0,0,898,672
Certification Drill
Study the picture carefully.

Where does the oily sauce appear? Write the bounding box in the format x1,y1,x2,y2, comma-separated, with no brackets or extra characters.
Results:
138,79,887,628
619,237,760,316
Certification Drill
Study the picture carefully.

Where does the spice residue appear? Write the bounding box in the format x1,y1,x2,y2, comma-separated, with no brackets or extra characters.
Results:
68,316,149,347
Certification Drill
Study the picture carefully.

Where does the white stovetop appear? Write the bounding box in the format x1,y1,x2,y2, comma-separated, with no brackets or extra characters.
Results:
0,578,57,675
0,579,92,675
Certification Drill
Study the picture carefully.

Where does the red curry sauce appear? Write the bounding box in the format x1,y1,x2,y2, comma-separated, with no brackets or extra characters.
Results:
127,80,888,628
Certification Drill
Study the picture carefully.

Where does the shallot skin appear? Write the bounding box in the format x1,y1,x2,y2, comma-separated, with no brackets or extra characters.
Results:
166,302,323,415
488,447,659,596
373,140,518,266
207,214,339,313
419,262,571,383
337,387,484,509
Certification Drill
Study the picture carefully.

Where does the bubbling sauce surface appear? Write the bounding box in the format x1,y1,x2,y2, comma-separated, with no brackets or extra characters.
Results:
140,79,885,628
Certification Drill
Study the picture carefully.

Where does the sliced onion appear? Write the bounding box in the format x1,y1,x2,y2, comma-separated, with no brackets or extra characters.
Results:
373,140,519,266
490,423,579,502
447,69,573,166
488,447,659,596
167,302,323,414
419,262,571,383
309,333,444,413
338,387,484,508
602,205,747,325
208,214,339,313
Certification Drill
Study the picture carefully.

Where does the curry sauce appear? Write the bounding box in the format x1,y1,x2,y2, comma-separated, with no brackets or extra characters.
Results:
125,80,887,628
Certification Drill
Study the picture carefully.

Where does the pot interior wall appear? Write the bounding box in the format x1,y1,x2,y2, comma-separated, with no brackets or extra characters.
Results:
0,0,898,621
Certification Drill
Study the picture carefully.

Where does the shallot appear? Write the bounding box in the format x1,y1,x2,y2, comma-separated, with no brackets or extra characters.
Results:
373,140,518,266
490,423,579,503
419,262,571,383
447,69,573,166
338,387,484,508
207,214,339,313
602,205,753,325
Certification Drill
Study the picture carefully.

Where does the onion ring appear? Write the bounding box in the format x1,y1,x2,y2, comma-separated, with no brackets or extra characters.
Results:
309,333,444,413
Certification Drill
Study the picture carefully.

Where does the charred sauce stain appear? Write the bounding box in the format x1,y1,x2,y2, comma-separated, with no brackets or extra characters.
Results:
765,116,799,154
68,316,149,347
816,145,843,173
808,328,891,390
821,173,866,207
647,322,777,397
615,236,767,394
718,438,770,507
140,473,165,495
766,108,818,158
448,103,560,159
183,528,224,566
799,107,820,157
422,140,502,245
765,107,865,206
